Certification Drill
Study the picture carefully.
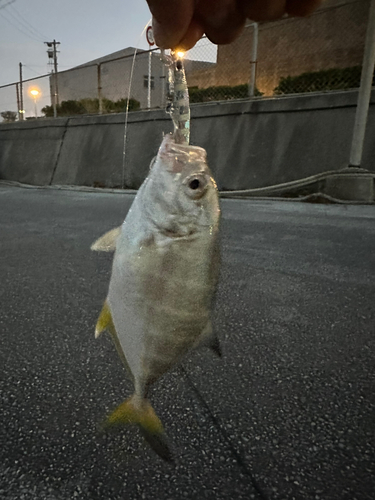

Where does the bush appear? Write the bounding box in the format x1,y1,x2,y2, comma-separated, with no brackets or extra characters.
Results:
189,83,263,103
273,66,374,95
41,97,140,117
102,98,140,113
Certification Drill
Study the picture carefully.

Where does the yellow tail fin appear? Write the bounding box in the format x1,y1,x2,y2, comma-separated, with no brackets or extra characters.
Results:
104,396,173,462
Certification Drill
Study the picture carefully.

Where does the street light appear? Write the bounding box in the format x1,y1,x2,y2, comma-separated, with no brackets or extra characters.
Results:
30,89,39,118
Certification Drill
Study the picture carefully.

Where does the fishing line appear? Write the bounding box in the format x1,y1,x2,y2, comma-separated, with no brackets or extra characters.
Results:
121,19,151,189
179,365,269,500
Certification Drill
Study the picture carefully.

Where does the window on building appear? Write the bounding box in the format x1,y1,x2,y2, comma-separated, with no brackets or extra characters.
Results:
143,75,155,89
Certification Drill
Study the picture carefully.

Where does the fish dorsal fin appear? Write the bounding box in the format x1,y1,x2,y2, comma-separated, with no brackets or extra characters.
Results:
91,226,121,252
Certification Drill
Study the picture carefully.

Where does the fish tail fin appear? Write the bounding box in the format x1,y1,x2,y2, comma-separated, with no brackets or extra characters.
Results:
104,395,173,462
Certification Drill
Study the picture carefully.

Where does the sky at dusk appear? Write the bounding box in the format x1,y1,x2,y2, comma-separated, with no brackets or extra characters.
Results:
0,0,153,86
0,0,217,116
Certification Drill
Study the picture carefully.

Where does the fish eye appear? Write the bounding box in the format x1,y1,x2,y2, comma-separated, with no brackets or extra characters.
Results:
183,173,208,199
189,179,200,190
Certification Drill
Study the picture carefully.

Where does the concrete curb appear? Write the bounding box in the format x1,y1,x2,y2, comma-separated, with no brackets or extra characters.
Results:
1,176,374,204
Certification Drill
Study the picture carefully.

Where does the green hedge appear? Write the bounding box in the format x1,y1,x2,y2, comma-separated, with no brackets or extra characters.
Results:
273,66,374,95
189,83,262,103
42,97,140,117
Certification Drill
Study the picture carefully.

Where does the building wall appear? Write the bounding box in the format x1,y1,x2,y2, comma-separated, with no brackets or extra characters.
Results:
99,52,165,108
186,66,219,89
57,65,98,102
55,51,165,109
197,0,369,95
183,59,217,88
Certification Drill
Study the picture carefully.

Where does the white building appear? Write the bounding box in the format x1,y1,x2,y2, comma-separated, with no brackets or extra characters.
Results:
52,47,215,111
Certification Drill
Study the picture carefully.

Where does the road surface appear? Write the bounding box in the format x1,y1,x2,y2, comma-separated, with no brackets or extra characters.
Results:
0,186,374,500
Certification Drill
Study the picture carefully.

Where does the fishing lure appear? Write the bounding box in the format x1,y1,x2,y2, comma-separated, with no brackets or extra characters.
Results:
161,50,191,145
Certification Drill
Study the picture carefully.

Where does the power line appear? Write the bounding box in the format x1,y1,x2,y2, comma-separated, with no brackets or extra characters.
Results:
8,2,51,41
1,5,46,42
0,11,43,42
23,64,48,77
0,0,16,11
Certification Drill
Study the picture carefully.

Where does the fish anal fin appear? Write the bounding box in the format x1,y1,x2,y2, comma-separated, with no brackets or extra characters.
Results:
108,325,134,382
104,396,173,462
95,302,134,380
91,226,121,252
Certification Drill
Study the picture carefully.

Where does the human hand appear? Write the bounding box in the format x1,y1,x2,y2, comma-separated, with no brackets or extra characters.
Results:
146,0,323,50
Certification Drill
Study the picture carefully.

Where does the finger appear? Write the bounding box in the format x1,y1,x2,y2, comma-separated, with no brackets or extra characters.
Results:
196,0,246,45
238,0,287,21
286,0,323,17
177,18,205,51
147,0,195,49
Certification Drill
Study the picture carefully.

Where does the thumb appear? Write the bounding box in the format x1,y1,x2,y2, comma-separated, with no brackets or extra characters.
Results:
146,0,195,48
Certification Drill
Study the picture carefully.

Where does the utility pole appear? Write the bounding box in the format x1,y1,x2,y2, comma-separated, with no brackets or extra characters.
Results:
19,62,24,121
16,83,20,119
45,40,60,117
97,64,103,115
248,23,258,97
349,0,375,167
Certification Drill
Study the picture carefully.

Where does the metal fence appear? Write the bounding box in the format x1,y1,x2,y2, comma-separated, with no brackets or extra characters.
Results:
0,0,372,122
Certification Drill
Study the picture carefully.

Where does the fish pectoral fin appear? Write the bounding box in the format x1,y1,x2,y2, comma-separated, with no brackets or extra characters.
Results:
196,321,222,358
201,333,222,358
208,335,222,358
91,226,121,252
95,300,114,339
103,396,173,462
202,332,222,358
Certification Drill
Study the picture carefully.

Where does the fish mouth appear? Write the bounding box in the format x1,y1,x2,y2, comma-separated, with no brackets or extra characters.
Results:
159,227,197,239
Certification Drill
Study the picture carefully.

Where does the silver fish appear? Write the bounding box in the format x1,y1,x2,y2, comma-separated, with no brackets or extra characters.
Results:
92,134,220,460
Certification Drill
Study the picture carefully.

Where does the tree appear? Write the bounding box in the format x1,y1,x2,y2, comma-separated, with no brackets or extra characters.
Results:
1,111,17,123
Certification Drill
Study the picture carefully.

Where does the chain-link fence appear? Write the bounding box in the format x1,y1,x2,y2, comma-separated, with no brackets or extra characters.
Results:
0,74,51,122
187,0,370,100
0,0,372,122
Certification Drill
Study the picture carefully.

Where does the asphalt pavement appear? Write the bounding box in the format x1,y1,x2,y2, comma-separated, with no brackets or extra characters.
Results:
0,185,374,500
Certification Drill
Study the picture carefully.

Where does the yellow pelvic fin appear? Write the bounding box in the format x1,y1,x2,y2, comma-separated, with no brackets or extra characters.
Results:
104,396,172,462
95,301,114,339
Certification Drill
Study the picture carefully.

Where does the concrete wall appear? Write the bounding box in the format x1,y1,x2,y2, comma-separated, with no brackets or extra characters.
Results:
1,90,374,190
0,118,69,185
